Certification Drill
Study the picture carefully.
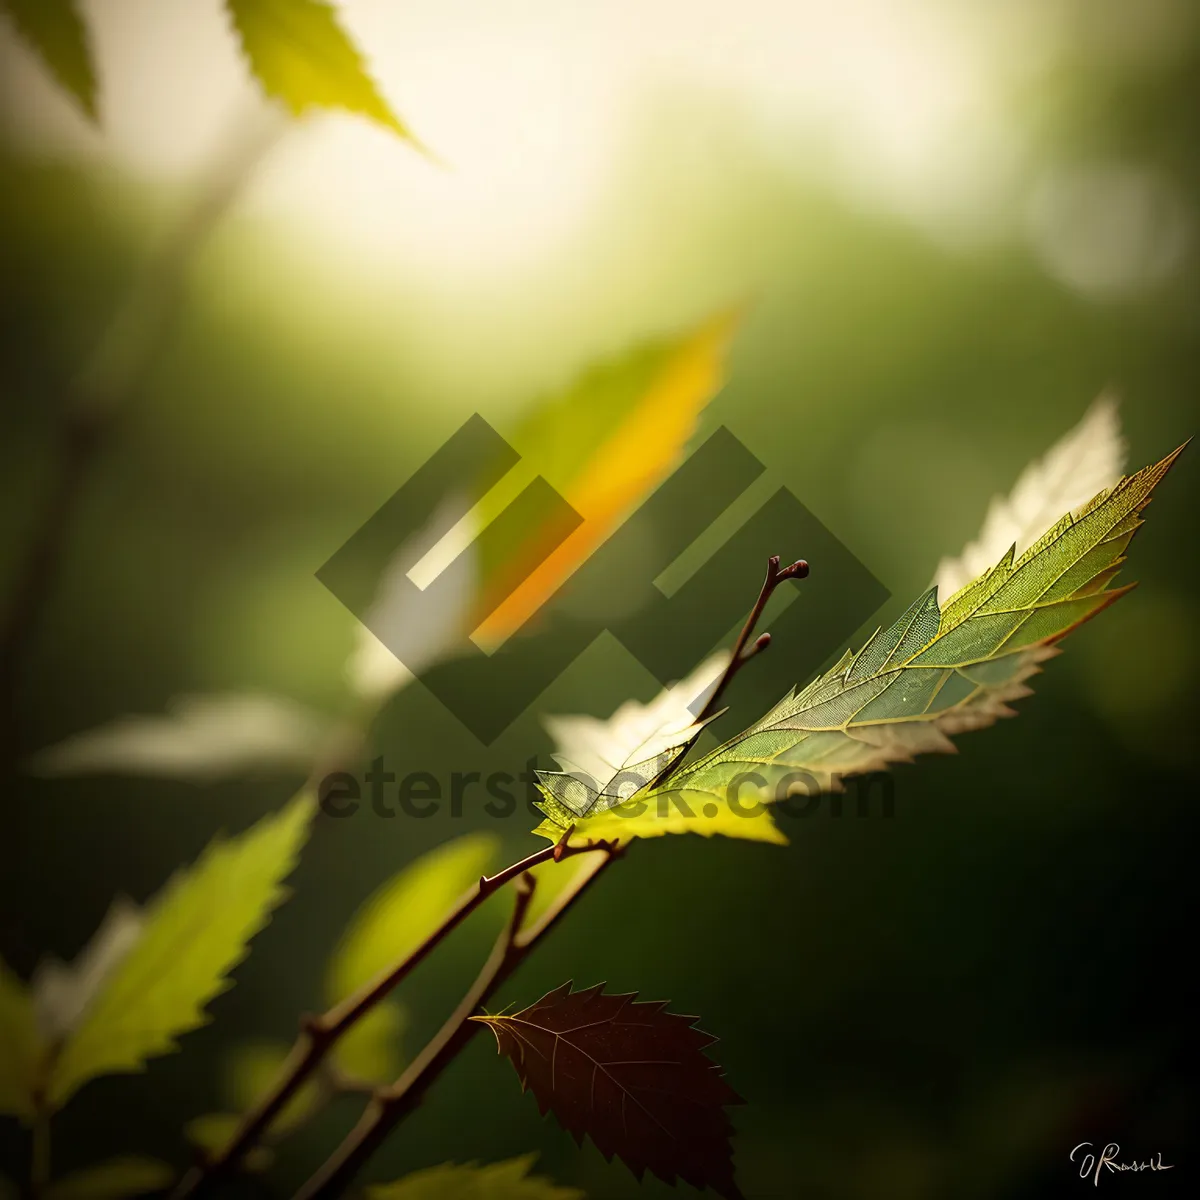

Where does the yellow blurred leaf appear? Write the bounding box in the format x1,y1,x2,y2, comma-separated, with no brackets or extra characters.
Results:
473,310,740,647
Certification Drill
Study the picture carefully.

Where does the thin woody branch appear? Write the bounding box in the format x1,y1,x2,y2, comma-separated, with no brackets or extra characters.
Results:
695,554,808,724
293,554,806,1196
296,849,620,1200
181,552,800,1199
169,829,604,1199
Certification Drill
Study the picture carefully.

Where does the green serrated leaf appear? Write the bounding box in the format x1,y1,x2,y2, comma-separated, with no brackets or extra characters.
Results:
44,1156,173,1200
327,833,498,1003
366,1153,584,1200
536,447,1184,845
0,0,96,119
225,0,414,142
0,958,43,1121
47,795,314,1108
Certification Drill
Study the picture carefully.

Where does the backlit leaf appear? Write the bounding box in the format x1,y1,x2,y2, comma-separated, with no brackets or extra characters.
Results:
366,1153,583,1200
44,1157,173,1200
476,983,743,1199
0,0,96,119
225,0,414,142
539,651,728,817
47,795,313,1108
537,446,1184,845
935,393,1126,597
0,958,42,1122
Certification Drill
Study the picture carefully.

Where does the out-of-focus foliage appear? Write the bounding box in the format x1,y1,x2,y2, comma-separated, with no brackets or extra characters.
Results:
225,1039,322,1129
333,1000,408,1086
476,984,742,1199
0,0,94,118
324,833,497,1083
327,832,497,998
474,313,739,649
31,898,143,1045
224,0,414,142
42,1156,173,1200
367,1153,584,1200
184,1113,273,1173
46,794,313,1108
29,693,332,781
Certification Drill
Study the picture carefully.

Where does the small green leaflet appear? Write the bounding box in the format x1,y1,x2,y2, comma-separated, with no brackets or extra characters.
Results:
0,0,96,119
47,794,313,1108
534,446,1184,845
225,0,416,143
366,1153,584,1200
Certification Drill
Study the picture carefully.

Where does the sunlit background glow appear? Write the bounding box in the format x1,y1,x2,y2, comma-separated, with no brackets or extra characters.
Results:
1,0,1192,282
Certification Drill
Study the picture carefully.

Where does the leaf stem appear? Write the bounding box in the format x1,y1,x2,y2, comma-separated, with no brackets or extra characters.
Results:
169,829,615,1199
295,848,619,1200
695,554,808,725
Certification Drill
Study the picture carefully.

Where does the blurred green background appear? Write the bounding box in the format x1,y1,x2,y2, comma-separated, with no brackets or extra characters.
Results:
1,1,1197,1197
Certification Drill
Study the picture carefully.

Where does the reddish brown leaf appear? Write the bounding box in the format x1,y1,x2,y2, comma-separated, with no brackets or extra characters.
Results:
474,982,743,1199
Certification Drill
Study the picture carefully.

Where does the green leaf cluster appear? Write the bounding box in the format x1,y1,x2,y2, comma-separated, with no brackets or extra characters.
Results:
534,447,1184,845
